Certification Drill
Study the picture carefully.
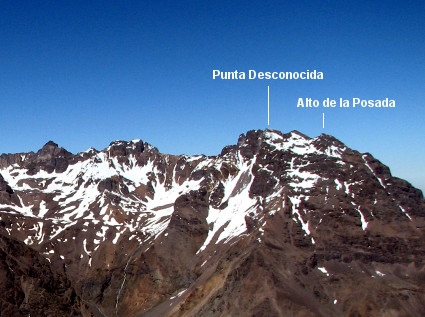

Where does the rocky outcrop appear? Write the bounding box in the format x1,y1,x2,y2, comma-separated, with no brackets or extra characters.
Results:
0,233,81,316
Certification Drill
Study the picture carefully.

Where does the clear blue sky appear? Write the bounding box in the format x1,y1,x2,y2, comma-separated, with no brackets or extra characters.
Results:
1,1,424,192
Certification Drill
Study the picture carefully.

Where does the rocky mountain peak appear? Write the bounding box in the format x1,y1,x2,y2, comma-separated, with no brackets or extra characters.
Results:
42,140,59,148
106,139,153,157
20,141,75,175
313,133,348,151
36,140,72,158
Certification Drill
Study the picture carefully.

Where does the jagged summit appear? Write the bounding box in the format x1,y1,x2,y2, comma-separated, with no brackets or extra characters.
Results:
16,129,349,162
0,129,424,316
42,140,59,148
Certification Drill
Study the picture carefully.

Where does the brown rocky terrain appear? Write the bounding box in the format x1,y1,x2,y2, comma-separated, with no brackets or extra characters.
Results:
0,129,424,316
0,233,81,316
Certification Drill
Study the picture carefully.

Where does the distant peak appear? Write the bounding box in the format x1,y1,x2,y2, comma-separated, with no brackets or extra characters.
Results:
315,133,346,147
263,129,310,139
289,130,311,139
264,128,280,133
109,140,128,147
43,141,59,148
106,139,146,156
83,147,98,154
38,140,65,155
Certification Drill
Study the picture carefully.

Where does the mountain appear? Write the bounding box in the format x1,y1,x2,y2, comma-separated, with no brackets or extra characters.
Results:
0,129,424,316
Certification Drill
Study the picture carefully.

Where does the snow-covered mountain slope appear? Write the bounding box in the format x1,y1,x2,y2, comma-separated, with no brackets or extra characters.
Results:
0,129,424,316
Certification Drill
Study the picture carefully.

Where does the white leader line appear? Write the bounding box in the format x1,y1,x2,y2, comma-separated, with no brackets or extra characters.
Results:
267,86,270,125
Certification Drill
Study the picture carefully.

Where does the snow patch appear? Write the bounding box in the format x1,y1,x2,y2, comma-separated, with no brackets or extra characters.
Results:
318,267,329,276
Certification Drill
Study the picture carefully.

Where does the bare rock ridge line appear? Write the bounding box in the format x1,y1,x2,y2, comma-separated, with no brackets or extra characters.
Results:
0,128,424,316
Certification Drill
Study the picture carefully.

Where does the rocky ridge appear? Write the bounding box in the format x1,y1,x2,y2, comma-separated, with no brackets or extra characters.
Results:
0,129,424,316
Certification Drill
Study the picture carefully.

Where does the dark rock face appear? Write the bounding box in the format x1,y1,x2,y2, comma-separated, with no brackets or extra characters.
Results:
0,129,424,316
26,141,75,175
0,174,13,194
107,140,145,157
0,233,81,316
0,174,14,209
